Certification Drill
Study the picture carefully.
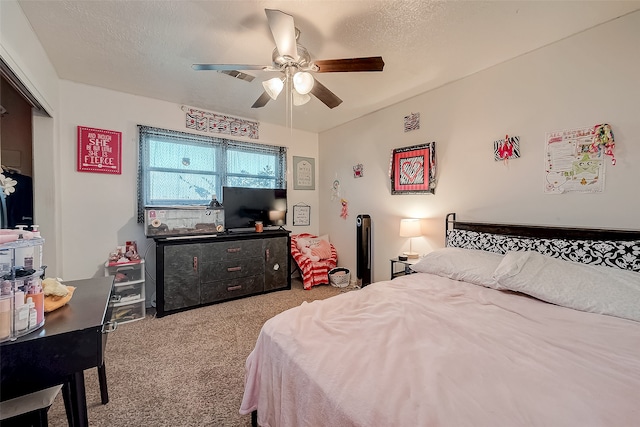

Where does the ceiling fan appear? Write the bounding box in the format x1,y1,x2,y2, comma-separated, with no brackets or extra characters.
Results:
192,9,384,109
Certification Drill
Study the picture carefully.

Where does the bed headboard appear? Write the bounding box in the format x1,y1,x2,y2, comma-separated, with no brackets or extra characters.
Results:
445,212,640,272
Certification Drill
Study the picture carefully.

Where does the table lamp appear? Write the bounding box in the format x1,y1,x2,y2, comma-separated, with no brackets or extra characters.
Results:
399,218,422,259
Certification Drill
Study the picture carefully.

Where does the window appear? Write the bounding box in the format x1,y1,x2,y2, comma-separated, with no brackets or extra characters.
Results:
138,126,286,221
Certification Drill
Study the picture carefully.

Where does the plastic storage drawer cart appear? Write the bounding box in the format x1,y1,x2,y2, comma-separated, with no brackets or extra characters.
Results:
104,259,145,324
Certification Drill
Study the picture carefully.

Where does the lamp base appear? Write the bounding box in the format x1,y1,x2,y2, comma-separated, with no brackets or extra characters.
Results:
403,251,419,259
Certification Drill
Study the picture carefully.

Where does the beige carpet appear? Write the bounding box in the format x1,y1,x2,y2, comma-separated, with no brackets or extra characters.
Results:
47,278,348,427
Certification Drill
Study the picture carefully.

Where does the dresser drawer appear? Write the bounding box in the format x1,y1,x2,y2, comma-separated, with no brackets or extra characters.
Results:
200,239,263,261
200,275,264,304
199,257,264,282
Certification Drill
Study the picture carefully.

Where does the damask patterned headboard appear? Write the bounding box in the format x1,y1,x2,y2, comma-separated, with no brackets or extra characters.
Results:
445,213,640,272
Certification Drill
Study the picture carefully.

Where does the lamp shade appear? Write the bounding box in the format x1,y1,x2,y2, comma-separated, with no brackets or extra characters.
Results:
399,218,422,237
268,210,286,225
292,90,311,106
262,77,284,100
293,71,314,95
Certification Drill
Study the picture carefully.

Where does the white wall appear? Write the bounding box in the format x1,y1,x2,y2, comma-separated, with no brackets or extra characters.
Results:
58,81,319,303
2,0,321,297
3,0,639,291
0,0,58,115
319,11,640,284
1,0,63,276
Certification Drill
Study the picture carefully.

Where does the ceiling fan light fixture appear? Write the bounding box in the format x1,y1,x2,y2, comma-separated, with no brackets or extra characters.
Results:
293,71,314,95
263,77,284,100
292,90,311,106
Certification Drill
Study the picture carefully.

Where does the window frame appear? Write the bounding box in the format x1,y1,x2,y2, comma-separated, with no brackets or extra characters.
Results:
137,126,286,222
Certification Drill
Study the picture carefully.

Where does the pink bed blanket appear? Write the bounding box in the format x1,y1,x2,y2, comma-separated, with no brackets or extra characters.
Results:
240,273,640,426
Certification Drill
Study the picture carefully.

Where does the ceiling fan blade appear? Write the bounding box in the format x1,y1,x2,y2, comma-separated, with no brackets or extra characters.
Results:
265,9,297,60
314,57,385,73
251,91,272,109
192,64,267,71
310,79,343,109
218,70,255,82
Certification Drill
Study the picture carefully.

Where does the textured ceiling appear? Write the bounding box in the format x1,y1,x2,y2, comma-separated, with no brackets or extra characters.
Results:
17,1,640,133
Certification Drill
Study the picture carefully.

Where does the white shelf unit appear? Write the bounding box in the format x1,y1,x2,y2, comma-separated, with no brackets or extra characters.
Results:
104,259,145,324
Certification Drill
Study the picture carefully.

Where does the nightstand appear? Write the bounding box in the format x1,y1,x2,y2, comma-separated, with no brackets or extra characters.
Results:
390,257,419,279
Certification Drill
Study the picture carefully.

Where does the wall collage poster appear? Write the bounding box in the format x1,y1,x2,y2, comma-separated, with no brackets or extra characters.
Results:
544,125,611,194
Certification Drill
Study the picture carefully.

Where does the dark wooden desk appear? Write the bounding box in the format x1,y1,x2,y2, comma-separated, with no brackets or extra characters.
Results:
0,276,114,426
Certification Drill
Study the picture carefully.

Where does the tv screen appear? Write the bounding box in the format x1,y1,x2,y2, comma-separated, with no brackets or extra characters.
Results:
222,187,287,230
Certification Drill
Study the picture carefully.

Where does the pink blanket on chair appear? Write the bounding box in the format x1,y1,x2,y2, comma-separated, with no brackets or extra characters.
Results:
290,234,338,290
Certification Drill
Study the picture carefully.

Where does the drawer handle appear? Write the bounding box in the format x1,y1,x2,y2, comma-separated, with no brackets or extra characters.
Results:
265,248,270,262
102,321,118,334
227,266,242,272
193,256,198,271
227,247,241,253
116,266,134,272
227,285,242,292
110,295,122,303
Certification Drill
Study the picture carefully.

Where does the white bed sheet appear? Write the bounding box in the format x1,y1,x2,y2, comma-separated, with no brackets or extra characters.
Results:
240,273,640,427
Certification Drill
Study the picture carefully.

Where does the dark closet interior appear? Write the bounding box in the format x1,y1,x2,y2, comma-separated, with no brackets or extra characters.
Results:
1,73,34,228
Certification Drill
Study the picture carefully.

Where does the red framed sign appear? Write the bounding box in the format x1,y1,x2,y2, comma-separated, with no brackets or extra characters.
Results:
390,142,436,194
77,126,122,174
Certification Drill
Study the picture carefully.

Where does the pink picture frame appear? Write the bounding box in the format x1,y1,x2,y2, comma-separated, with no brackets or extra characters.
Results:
390,142,436,194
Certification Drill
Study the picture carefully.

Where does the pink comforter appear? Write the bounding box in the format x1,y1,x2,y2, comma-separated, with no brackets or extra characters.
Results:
240,273,640,426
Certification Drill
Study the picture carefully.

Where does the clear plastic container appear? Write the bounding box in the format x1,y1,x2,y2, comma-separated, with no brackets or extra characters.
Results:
144,206,224,237
0,237,46,342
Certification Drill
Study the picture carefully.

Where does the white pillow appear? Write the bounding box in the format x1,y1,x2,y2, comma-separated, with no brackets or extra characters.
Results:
411,247,504,288
493,251,640,322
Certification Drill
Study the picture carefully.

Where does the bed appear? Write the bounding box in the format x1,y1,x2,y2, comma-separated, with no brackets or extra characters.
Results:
240,213,640,426
290,233,338,290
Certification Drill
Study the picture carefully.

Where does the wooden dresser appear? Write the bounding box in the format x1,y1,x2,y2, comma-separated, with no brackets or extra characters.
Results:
154,230,290,317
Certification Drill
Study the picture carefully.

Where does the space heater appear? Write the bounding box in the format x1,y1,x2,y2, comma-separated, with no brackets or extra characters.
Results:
356,214,372,287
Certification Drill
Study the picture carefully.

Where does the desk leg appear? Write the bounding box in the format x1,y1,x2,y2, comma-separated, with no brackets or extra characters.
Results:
98,363,109,404
62,372,89,427
62,381,75,427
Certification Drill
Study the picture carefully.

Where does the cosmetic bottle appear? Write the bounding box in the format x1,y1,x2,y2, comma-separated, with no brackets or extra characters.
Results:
14,304,29,332
31,225,41,238
0,296,11,341
27,297,37,329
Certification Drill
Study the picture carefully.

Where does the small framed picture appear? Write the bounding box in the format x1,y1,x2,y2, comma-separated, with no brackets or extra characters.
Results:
293,204,311,226
390,142,436,195
293,156,315,190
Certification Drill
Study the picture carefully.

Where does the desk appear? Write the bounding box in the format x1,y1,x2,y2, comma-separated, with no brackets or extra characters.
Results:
0,276,114,426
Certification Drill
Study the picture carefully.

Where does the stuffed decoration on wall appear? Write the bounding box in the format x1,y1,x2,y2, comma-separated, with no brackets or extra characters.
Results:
590,123,615,165
494,135,521,164
340,199,349,220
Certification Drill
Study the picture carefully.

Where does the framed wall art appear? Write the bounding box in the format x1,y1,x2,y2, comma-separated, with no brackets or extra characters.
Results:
292,203,311,226
77,126,122,174
390,142,436,194
293,156,315,190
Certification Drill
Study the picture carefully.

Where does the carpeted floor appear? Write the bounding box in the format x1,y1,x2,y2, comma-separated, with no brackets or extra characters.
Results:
47,278,348,426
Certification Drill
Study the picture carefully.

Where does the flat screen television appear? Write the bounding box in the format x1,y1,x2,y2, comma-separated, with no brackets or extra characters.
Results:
222,186,287,230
